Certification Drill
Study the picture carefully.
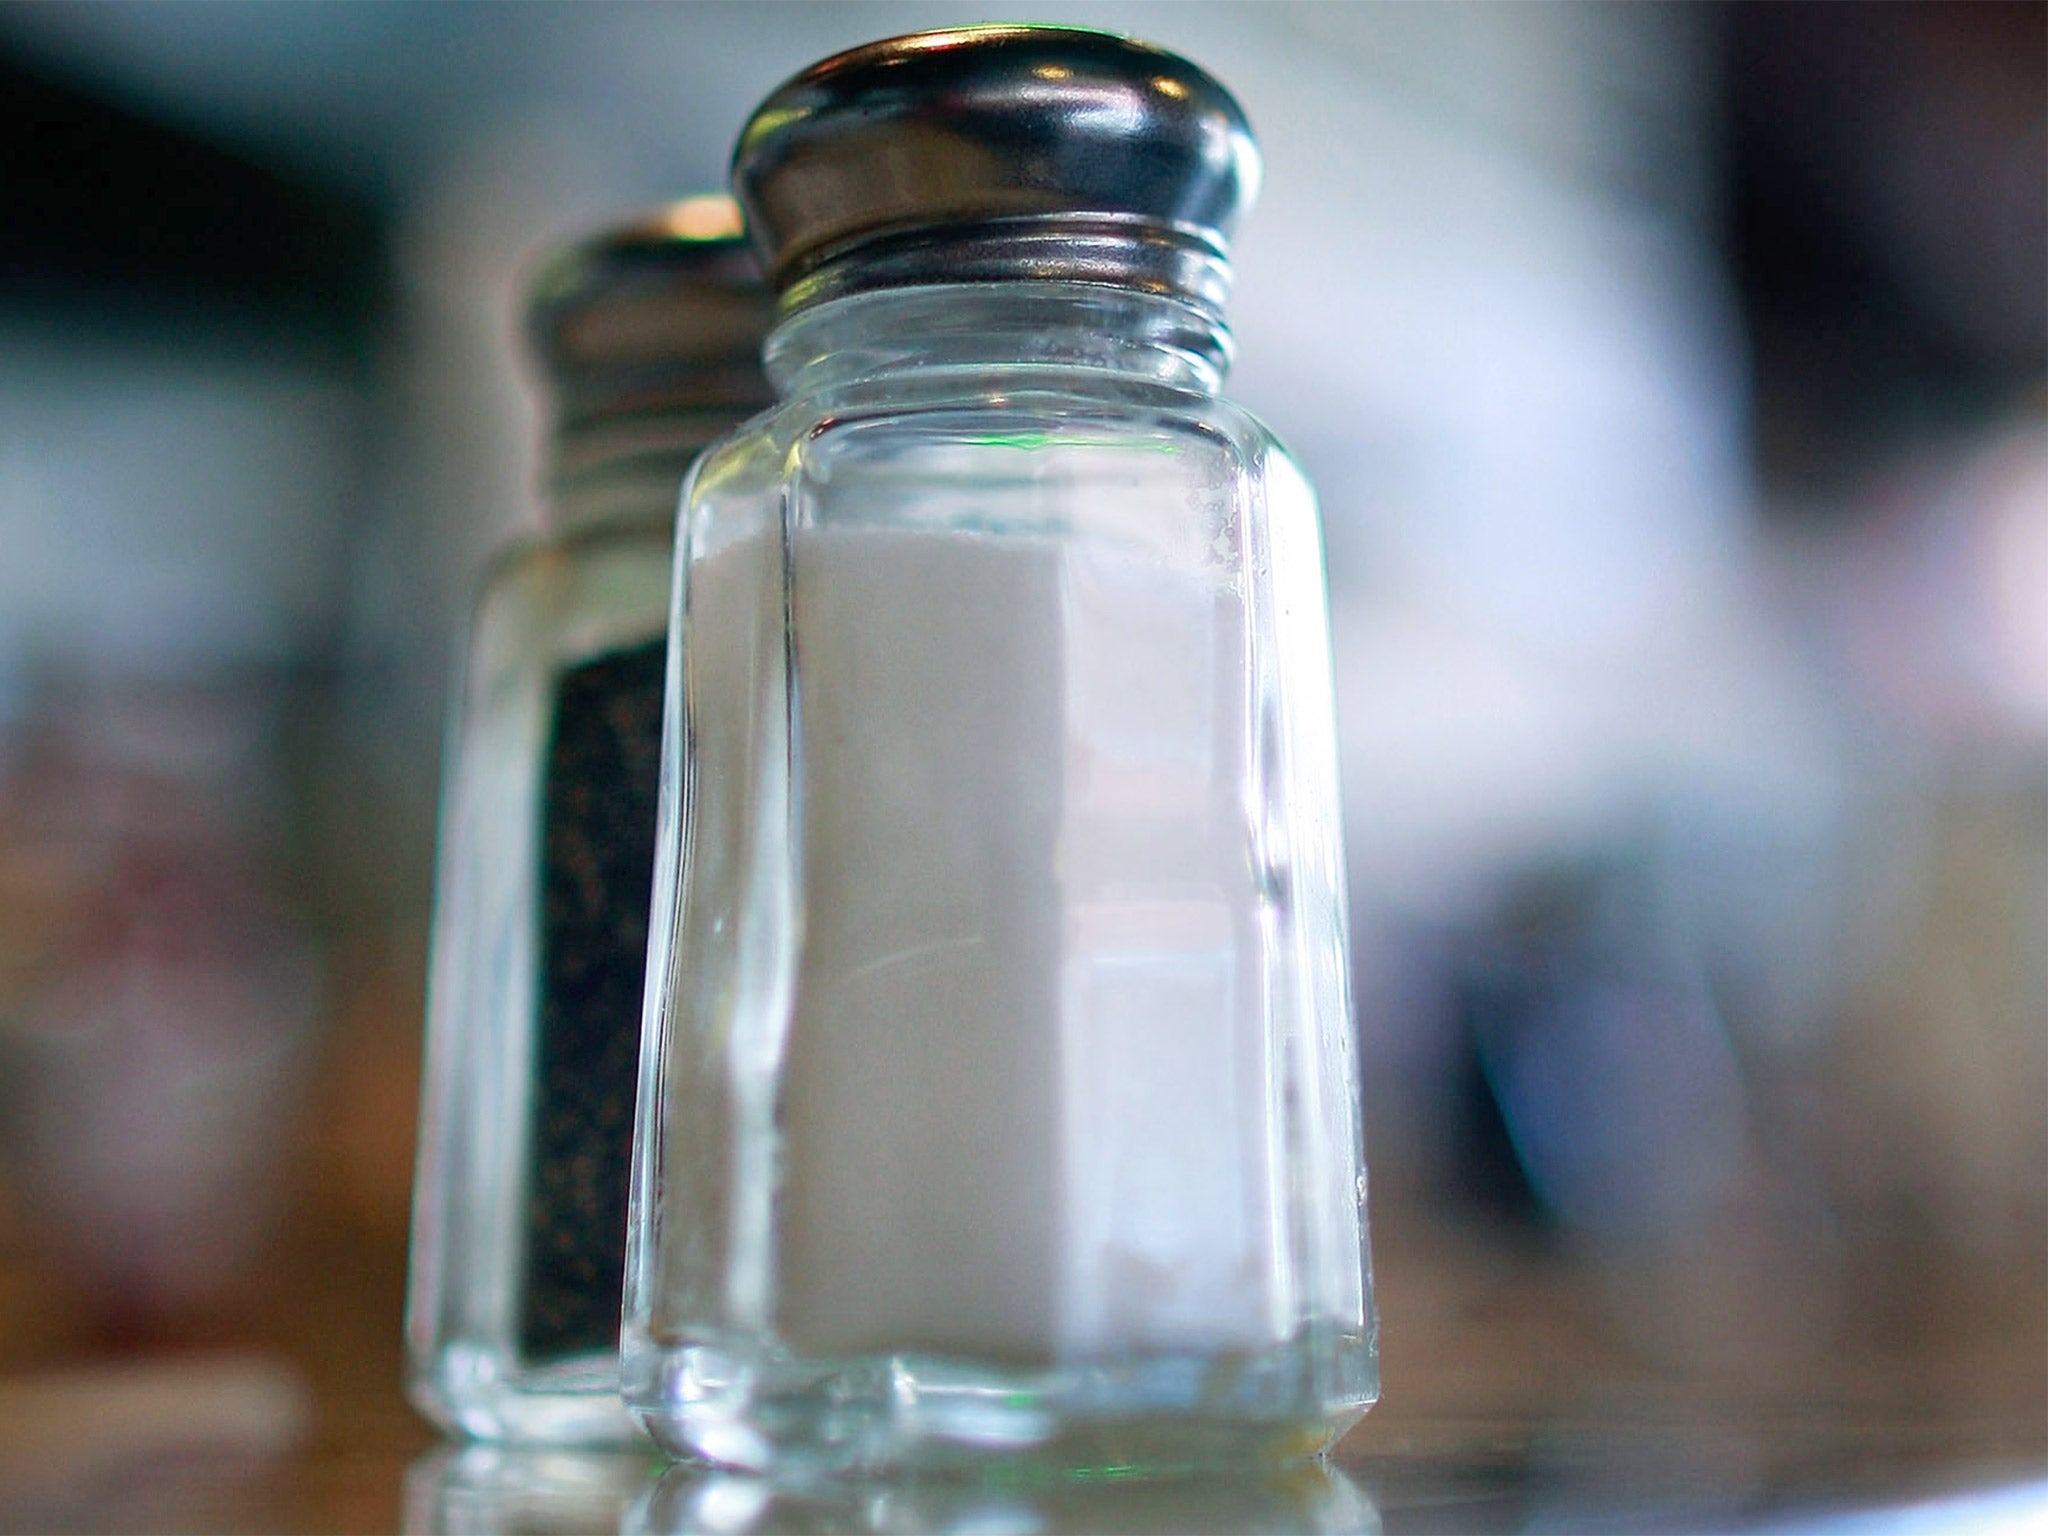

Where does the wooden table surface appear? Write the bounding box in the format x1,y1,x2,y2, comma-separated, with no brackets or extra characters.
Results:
0,967,2040,1534
0,1194,2039,1534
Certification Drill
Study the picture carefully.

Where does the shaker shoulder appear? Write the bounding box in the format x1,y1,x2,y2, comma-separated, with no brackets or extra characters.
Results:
721,373,1301,466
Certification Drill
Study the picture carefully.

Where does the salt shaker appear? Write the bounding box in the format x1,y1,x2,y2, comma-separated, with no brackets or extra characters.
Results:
407,199,772,1444
625,28,1377,1473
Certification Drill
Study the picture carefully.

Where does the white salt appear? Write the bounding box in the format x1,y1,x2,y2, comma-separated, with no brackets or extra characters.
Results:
767,524,1286,1364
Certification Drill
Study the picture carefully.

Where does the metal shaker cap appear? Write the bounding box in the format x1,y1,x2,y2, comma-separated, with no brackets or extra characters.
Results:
523,197,775,514
525,195,774,421
731,26,1261,317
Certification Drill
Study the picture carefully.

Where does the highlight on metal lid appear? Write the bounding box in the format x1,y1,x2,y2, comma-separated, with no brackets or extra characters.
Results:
730,25,1262,316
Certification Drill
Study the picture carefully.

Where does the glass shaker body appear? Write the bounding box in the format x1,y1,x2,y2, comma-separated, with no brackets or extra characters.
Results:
624,281,1377,1473
407,209,769,1444
409,516,672,1443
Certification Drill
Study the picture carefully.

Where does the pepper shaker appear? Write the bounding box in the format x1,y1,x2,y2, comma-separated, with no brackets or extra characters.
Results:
407,199,772,1444
626,28,1378,1474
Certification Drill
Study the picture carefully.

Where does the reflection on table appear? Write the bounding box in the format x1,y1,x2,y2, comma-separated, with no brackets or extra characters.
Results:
626,1458,1377,1536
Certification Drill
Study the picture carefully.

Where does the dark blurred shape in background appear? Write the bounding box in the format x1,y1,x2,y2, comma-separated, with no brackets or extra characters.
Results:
1730,0,2045,489
0,1,2039,1525
0,55,384,334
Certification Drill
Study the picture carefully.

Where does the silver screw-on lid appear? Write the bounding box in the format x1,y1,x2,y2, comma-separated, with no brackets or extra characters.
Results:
526,195,774,419
731,25,1261,318
523,197,775,515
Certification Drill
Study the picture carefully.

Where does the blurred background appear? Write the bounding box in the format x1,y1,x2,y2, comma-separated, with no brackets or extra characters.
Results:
0,1,2040,1529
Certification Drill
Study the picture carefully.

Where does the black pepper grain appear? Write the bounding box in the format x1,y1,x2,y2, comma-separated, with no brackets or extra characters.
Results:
520,637,666,1363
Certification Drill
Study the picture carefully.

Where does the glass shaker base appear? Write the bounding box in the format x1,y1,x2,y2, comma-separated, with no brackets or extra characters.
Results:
624,1325,1377,1477
410,1343,648,1447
